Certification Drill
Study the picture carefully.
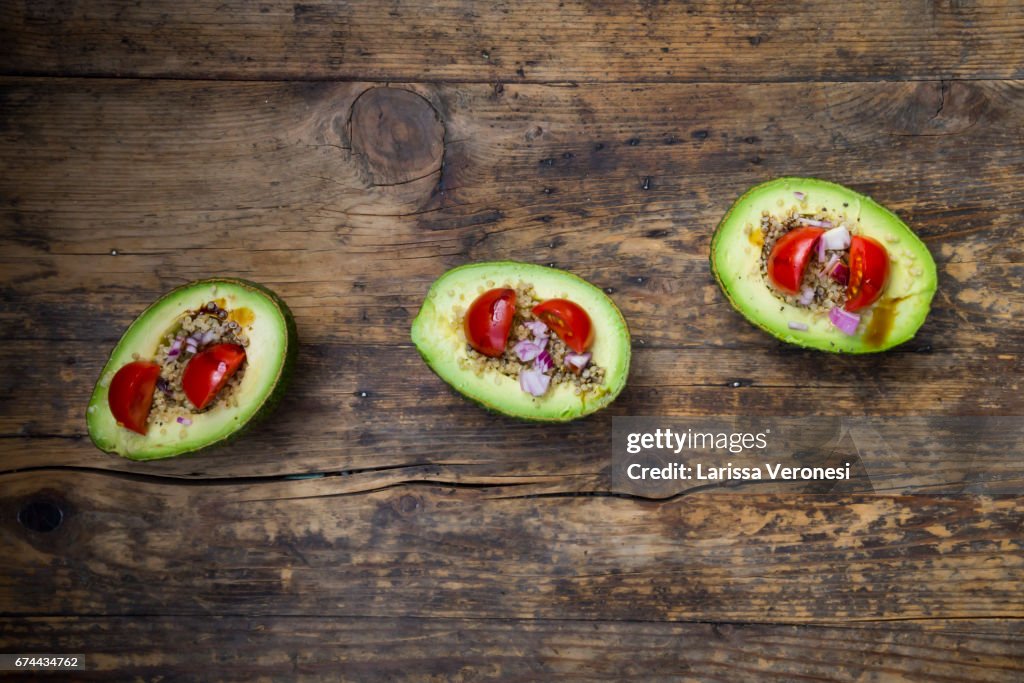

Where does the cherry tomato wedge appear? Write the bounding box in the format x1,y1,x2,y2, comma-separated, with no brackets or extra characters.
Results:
182,343,247,410
766,227,824,295
845,235,890,312
464,288,517,357
532,299,593,353
765,228,827,294
108,361,161,435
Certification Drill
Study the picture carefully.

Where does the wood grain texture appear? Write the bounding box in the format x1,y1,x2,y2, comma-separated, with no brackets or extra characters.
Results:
1,77,1021,479
3,2,1023,676
2,471,1022,623
2,1,1024,82
1,616,1021,682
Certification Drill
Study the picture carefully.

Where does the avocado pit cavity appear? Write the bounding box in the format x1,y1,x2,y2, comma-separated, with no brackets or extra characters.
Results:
457,283,606,398
757,208,857,313
148,301,250,430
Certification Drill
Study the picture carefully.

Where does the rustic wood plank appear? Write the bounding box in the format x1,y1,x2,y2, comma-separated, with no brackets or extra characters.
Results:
1,616,1021,682
1,77,1021,476
2,1,1024,82
2,471,1021,623
2,341,1022,481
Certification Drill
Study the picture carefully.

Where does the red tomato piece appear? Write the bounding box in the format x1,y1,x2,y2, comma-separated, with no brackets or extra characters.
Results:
845,235,890,312
766,227,825,295
464,288,517,357
532,299,593,353
108,361,161,435
182,343,247,410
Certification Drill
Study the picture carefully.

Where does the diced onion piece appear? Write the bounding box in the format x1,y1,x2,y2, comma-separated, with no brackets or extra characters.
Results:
817,235,826,262
829,306,861,335
513,340,542,362
201,330,217,345
534,350,553,373
794,191,805,201
798,286,815,306
788,321,809,331
564,352,592,369
176,416,192,426
519,366,551,397
829,262,850,286
821,225,851,250
798,217,834,229
524,320,549,339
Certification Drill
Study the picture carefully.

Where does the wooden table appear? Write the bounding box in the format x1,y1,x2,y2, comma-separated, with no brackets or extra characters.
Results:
2,1,1022,679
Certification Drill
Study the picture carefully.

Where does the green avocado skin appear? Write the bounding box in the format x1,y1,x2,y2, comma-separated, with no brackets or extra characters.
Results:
411,261,631,422
711,177,938,353
87,278,298,460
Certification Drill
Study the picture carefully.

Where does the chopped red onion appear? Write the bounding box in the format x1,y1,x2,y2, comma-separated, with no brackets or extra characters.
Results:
524,320,549,338
176,416,192,426
829,262,850,286
564,352,592,369
534,350,553,373
816,235,826,262
519,366,550,397
798,217,834,229
798,286,815,306
829,306,860,335
788,321,809,331
821,225,851,250
201,330,216,345
167,347,180,359
513,339,543,362
793,191,805,201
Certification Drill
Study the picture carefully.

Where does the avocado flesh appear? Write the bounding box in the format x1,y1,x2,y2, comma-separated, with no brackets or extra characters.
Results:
411,262,631,421
711,177,937,353
87,279,297,460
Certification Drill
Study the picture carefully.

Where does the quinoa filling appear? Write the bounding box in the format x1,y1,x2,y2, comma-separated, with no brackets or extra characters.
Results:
456,283,606,397
755,208,854,312
145,300,249,430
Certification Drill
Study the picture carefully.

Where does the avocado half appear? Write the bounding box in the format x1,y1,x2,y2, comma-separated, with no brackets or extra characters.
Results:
411,261,631,421
711,177,937,353
87,278,298,460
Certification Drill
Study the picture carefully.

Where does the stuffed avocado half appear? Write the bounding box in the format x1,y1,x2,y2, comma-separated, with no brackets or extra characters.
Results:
87,278,297,460
411,262,631,421
711,177,937,353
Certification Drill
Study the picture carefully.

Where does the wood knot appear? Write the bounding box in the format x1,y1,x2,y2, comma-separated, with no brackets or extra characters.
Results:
349,87,444,188
397,494,420,514
18,498,64,533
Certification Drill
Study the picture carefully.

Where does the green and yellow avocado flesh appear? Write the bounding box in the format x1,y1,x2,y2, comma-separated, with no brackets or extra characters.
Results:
411,262,631,421
87,279,297,460
711,177,937,353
